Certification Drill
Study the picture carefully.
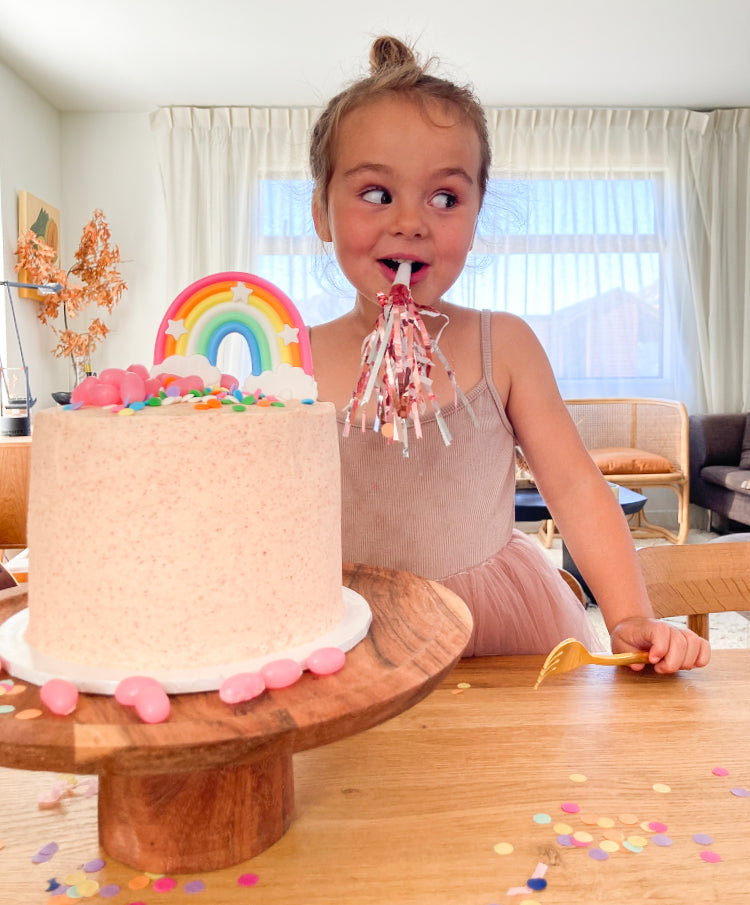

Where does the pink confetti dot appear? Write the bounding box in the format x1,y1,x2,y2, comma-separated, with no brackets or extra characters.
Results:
712,766,729,776
561,802,580,814
238,873,259,887
648,821,668,833
700,850,722,863
153,876,178,892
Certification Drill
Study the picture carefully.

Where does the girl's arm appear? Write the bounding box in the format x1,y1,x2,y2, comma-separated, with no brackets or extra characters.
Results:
492,313,710,674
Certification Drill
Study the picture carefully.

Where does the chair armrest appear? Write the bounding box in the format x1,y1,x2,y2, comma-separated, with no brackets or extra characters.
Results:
689,413,746,476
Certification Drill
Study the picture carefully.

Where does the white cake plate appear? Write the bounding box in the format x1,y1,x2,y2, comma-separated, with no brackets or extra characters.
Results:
0,586,371,695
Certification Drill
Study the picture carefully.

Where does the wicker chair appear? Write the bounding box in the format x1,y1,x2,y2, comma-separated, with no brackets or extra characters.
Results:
538,398,690,546
0,437,31,560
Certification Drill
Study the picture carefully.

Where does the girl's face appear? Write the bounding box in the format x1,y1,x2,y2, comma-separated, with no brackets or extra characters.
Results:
313,95,483,311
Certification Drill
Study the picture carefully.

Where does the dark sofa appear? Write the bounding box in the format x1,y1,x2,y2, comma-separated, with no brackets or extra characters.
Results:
689,412,750,530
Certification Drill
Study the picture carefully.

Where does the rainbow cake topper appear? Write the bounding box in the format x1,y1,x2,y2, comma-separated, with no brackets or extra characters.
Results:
154,272,316,400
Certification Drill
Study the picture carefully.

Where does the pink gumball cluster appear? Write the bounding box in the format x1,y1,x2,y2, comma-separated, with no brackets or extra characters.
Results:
71,365,240,408
115,676,170,723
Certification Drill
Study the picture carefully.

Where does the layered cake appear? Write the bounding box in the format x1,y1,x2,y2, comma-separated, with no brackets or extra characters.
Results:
25,398,343,674
17,273,353,684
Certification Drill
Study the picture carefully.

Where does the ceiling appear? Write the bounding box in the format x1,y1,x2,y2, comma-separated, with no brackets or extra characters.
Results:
1,0,749,113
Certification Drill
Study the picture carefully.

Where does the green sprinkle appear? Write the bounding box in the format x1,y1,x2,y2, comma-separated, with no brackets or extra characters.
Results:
188,389,202,397
242,395,256,405
146,397,162,406
232,404,247,412
158,390,167,399
220,397,235,404
271,401,285,407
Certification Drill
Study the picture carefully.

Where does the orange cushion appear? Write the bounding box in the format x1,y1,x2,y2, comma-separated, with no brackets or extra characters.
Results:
589,447,676,475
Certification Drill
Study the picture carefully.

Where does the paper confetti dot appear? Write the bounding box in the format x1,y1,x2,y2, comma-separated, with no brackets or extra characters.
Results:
456,682,471,689
561,802,580,814
184,880,206,893
128,876,151,890
63,871,87,886
153,877,178,892
553,822,573,834
493,842,514,855
618,813,639,825
700,850,722,863
572,831,594,846
580,813,599,825
652,783,671,793
652,834,673,846
628,835,649,848
77,879,100,896
600,839,621,853
557,834,574,846
83,858,105,872
693,833,714,845
648,821,668,833
730,787,749,797
532,813,552,824
0,704,14,714
602,830,624,842
98,886,121,898
623,840,644,853
238,873,259,887
15,707,42,720
589,848,609,860
597,816,615,828
569,773,587,783
712,766,729,776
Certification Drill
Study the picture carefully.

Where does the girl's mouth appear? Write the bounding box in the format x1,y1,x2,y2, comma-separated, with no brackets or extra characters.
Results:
381,258,426,276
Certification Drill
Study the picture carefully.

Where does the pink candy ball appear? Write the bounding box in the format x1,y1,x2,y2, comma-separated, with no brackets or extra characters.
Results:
115,675,163,705
306,647,346,676
134,686,171,724
261,658,302,690
219,672,266,704
40,678,79,716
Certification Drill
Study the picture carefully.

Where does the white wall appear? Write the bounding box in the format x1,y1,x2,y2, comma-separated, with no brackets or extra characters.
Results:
0,60,63,410
1,62,165,413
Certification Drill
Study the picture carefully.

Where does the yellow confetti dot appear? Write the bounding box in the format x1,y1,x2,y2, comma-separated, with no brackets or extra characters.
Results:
600,839,621,853
573,830,594,843
569,773,587,783
553,822,573,834
652,782,671,793
77,880,100,896
128,875,151,890
597,816,615,828
14,708,42,720
118,406,136,416
64,871,87,886
640,821,655,833
456,682,471,689
493,842,514,855
627,834,649,847
145,872,165,879
618,813,639,825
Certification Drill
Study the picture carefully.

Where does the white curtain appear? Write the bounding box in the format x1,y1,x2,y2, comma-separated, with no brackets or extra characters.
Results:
151,105,750,412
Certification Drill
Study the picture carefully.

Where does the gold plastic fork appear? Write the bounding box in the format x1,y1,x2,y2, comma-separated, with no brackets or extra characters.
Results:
534,637,650,689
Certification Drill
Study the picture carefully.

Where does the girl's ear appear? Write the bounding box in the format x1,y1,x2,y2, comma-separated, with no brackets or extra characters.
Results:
312,193,333,243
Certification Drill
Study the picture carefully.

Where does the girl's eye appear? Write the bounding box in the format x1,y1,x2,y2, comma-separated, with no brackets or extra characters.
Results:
432,192,458,209
361,188,392,205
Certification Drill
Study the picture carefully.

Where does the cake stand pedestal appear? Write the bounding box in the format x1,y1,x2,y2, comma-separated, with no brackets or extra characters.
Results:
0,563,472,874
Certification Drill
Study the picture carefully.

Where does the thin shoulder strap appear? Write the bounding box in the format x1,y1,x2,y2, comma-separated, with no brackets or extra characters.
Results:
480,309,493,381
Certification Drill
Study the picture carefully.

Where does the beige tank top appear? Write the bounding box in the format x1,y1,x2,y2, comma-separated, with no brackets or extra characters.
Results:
337,309,516,580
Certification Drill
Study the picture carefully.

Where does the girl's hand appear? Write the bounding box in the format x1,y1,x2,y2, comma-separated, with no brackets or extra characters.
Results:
610,617,711,674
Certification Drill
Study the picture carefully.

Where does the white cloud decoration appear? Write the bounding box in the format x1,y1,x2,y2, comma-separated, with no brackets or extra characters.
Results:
244,364,318,401
152,355,222,386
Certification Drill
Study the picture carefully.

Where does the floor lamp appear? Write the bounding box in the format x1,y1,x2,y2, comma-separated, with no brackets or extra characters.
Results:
0,279,60,437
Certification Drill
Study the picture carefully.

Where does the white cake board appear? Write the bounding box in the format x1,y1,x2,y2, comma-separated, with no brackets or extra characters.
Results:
0,587,371,695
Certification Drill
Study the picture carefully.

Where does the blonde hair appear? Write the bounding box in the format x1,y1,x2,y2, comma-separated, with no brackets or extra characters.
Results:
310,36,491,212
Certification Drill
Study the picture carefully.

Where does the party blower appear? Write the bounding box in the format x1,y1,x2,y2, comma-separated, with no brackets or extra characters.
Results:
343,261,476,456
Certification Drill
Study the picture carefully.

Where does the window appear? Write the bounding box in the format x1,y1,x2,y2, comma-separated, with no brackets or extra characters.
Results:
256,173,670,396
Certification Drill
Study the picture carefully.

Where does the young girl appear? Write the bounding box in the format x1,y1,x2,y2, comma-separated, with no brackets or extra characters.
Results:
308,36,710,674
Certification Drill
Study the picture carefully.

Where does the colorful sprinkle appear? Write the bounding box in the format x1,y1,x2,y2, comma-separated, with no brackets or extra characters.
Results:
561,802,580,814
700,850,722,863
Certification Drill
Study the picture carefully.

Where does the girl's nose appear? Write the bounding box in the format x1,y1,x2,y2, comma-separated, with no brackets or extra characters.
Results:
389,200,426,238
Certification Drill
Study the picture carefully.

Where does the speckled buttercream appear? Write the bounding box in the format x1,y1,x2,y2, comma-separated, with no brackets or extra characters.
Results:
25,402,343,671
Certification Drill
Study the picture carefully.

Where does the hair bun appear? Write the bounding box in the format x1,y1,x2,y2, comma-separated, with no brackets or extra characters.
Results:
369,36,417,74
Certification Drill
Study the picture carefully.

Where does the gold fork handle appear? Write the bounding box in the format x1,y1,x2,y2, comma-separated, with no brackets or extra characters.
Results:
590,651,650,666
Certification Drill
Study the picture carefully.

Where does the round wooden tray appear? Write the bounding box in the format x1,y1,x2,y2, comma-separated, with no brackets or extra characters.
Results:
0,563,472,874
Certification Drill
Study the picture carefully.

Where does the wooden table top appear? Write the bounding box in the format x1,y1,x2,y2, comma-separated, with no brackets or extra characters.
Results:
2,649,749,904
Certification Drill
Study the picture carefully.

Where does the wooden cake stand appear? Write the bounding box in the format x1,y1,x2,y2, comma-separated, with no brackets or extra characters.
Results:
0,563,472,874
